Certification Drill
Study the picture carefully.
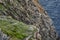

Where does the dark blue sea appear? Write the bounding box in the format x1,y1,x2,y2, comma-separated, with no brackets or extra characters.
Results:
39,0,60,36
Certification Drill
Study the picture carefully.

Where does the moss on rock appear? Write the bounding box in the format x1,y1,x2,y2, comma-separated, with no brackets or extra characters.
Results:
0,16,36,40
0,4,6,11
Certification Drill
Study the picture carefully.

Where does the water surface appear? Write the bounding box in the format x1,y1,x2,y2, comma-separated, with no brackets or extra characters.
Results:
39,0,60,36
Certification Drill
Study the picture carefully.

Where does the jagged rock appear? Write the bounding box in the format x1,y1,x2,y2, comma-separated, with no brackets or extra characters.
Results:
0,28,9,40
0,0,57,40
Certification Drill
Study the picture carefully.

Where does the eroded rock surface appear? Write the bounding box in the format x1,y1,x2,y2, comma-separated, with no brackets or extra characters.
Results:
0,0,57,40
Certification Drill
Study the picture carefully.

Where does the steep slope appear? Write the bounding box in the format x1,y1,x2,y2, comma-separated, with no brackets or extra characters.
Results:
0,0,57,40
39,0,60,37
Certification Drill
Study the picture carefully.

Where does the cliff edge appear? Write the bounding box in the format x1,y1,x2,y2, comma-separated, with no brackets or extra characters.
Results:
0,0,57,40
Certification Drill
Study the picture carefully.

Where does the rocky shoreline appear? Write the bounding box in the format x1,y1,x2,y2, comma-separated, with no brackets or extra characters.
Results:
0,0,58,40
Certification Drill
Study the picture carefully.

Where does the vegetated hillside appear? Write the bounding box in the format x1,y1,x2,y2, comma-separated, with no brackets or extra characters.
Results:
0,0,57,40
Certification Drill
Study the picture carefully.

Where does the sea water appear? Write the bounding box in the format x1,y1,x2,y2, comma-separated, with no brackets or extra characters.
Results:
39,0,60,36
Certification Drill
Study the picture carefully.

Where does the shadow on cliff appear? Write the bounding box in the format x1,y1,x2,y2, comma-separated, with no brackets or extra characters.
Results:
57,36,60,40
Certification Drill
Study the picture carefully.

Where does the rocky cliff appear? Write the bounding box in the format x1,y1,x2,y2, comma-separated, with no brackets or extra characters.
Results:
0,0,57,40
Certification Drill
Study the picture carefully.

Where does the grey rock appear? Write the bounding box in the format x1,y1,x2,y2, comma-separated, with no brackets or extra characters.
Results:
0,0,58,40
0,29,9,40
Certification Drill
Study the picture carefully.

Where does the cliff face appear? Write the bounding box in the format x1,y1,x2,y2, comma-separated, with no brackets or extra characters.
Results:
0,0,57,40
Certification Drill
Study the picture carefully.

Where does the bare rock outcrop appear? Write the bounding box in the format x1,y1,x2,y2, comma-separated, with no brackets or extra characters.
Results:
0,0,57,40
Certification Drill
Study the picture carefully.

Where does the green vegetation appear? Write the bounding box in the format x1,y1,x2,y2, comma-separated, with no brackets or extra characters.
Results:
0,4,6,10
0,16,35,40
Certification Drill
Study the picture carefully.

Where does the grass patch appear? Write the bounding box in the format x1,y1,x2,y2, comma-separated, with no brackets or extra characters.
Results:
0,16,34,40
0,4,6,10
